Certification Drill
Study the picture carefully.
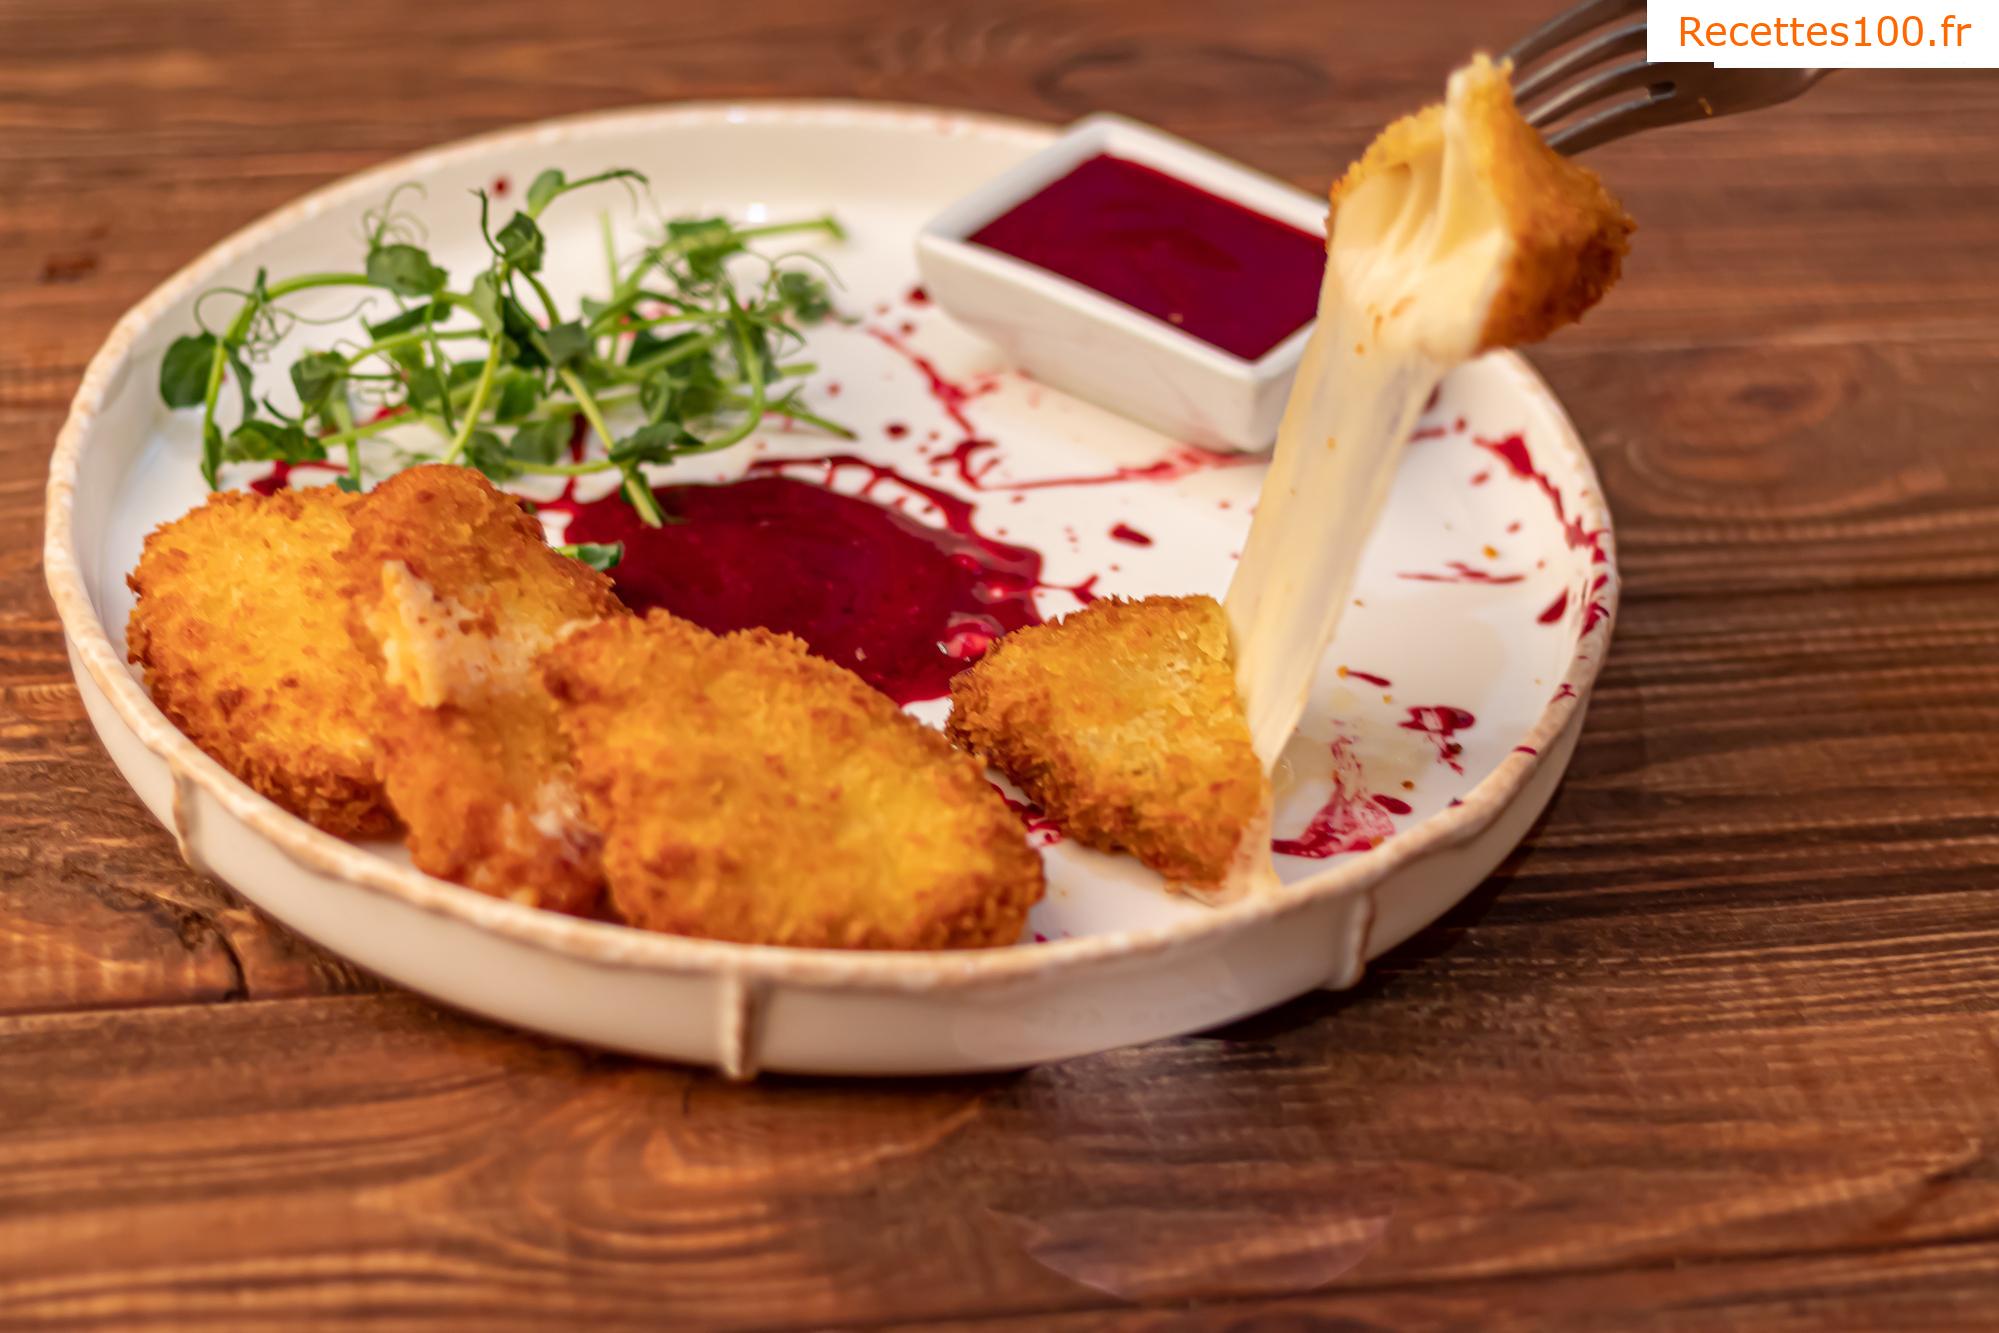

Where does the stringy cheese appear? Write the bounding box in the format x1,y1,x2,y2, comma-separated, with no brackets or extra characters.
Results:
1204,55,1631,902
1227,53,1632,774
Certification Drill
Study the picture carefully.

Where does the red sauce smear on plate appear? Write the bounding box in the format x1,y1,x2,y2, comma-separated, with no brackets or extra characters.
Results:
1401,705,1476,775
249,459,343,495
556,456,1093,706
966,153,1324,361
1398,560,1526,585
943,436,1253,492
866,325,1257,493
1271,739,1396,858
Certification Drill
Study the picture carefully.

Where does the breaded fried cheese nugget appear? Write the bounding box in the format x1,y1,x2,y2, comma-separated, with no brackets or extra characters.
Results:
344,466,625,914
1327,52,1633,359
127,485,392,836
542,612,1044,949
947,596,1266,893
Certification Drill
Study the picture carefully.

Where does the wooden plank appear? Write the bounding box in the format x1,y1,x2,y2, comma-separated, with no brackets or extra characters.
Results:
911,1240,1999,1331
0,973,1993,1328
0,0,1994,377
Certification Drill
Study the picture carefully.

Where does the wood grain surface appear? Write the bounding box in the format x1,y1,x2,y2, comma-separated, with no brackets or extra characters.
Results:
5,0,1999,1326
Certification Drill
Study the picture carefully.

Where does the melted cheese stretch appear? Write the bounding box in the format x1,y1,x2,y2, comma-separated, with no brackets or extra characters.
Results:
1226,61,1511,770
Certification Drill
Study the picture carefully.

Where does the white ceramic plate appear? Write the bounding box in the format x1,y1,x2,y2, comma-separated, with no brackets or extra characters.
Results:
44,103,1617,1076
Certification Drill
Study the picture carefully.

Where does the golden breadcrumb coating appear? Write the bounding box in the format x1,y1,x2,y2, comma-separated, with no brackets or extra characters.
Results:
1331,53,1634,351
127,485,393,836
947,596,1266,890
542,612,1045,949
342,466,626,914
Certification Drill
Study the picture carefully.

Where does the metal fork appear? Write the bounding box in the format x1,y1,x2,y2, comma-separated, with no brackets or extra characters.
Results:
1505,0,1830,154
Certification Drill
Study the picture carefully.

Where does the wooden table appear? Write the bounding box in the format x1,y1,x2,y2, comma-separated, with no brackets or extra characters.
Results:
6,0,1998,1325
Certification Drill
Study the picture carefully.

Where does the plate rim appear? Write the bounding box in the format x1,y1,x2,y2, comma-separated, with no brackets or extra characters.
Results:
42,97,1620,994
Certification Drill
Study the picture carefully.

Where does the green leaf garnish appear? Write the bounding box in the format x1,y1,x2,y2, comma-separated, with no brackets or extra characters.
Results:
364,300,451,340
289,351,347,417
467,271,504,336
541,320,591,370
556,542,623,571
365,243,448,297
225,418,323,463
160,333,218,409
611,421,697,466
463,429,517,481
200,419,224,490
507,417,570,464
160,168,846,526
494,212,545,273
492,371,544,423
525,169,568,215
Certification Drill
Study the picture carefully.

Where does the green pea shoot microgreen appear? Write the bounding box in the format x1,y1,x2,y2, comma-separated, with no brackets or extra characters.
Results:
159,167,851,531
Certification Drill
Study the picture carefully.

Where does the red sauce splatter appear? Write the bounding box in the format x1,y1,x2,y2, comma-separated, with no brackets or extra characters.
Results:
1342,668,1392,688
869,326,1254,494
966,153,1324,361
945,436,1254,493
1061,574,1101,604
1513,745,1539,755
1372,794,1413,815
1470,470,1491,486
1399,561,1525,585
1475,434,1605,564
1475,433,1611,636
907,285,930,305
1109,522,1153,546
1409,425,1448,443
1584,572,1611,633
825,382,842,397
1400,705,1475,775
1538,589,1570,624
997,789,1063,847
248,459,344,495
1554,683,1578,702
1272,739,1394,858
867,326,992,439
884,422,909,438
557,455,1089,706
492,175,510,197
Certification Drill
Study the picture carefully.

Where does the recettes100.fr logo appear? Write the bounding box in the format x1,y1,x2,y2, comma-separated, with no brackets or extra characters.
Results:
1649,2,1992,66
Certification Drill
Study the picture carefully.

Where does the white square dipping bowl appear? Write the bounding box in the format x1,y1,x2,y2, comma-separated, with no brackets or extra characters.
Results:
915,113,1328,453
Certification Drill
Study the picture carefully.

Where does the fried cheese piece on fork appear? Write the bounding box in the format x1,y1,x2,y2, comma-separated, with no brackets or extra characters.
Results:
343,465,626,914
542,611,1045,949
947,596,1267,898
1232,54,1633,766
954,58,1633,903
127,485,395,836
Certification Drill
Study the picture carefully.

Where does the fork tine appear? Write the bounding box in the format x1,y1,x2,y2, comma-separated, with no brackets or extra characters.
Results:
1524,57,1671,129
1544,91,1686,154
1543,65,1833,152
1511,17,1647,104
1502,0,1646,70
